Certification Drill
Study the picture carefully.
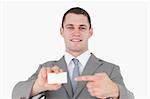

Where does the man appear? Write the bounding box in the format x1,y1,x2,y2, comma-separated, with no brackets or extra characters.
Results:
12,7,134,99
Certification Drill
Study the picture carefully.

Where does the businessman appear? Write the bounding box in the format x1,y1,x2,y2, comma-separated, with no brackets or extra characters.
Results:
12,7,134,99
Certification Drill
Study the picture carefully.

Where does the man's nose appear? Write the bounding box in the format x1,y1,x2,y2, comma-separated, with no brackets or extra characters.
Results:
73,29,80,36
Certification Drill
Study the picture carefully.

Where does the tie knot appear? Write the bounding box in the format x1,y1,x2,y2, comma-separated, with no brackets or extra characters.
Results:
72,58,79,66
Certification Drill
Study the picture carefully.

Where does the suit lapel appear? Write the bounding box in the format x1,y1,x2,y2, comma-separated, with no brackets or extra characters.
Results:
55,56,73,99
73,53,103,98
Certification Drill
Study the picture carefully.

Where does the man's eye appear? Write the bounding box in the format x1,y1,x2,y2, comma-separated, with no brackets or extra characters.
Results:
79,27,86,30
67,27,74,29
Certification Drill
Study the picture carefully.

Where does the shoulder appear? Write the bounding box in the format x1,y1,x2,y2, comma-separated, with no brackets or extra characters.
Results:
101,59,119,69
93,54,120,75
40,60,58,68
92,53,119,69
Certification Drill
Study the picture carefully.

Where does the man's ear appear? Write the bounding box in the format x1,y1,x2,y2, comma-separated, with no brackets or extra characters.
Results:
60,27,64,37
89,27,93,37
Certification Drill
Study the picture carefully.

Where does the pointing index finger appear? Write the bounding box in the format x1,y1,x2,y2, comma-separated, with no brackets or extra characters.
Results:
75,75,96,82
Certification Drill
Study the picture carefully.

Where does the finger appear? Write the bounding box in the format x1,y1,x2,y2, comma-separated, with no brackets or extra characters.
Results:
42,67,47,78
47,67,52,73
87,88,94,94
52,84,61,90
39,67,47,79
88,88,105,98
86,82,95,88
47,84,62,90
75,75,96,81
59,69,63,73
87,88,96,97
50,83,62,87
95,73,109,80
95,72,107,76
51,66,61,73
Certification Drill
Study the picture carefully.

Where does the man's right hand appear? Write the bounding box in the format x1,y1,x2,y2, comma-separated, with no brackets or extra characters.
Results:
31,66,63,96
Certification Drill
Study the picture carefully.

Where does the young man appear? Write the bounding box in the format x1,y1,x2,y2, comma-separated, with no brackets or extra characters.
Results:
12,7,134,99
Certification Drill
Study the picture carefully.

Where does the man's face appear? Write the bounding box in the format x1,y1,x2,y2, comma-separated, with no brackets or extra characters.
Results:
60,13,93,53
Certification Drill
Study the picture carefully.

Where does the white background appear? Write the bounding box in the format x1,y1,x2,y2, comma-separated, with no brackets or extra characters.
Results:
0,0,150,99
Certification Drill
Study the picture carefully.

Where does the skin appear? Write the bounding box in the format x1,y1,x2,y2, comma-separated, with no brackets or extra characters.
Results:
60,13,93,57
75,73,119,99
32,66,63,96
32,13,119,99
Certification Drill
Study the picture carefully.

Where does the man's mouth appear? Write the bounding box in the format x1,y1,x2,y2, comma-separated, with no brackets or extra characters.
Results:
70,39,82,42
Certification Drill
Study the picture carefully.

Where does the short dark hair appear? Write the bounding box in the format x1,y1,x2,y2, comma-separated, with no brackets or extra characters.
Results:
61,7,91,28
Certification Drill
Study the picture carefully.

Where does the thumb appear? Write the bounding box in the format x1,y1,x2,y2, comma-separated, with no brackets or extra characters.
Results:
95,72,107,76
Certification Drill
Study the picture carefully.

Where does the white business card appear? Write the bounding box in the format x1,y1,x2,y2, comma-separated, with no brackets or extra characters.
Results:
48,72,67,84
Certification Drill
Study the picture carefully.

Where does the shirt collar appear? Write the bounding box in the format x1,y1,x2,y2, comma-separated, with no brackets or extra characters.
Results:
64,50,91,66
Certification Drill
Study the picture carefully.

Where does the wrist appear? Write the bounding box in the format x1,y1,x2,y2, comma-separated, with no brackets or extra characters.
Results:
31,80,45,96
113,83,119,98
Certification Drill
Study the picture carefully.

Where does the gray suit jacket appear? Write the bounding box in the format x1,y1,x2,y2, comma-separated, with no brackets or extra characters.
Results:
12,54,134,99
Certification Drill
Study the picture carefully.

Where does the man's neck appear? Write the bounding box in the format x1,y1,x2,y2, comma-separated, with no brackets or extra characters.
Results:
66,49,88,57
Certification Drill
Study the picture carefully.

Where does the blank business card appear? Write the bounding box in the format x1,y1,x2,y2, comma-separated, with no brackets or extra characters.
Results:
48,72,67,84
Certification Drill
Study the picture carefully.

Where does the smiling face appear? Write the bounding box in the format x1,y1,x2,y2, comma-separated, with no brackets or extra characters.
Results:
60,13,93,57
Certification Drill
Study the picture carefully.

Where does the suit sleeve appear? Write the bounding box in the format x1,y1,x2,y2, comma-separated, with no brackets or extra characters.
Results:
110,66,134,99
12,65,43,99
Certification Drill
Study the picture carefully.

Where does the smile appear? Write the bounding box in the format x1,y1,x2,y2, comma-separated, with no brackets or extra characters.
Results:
70,39,82,42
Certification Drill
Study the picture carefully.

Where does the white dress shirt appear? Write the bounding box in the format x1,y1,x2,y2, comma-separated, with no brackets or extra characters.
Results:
64,50,91,79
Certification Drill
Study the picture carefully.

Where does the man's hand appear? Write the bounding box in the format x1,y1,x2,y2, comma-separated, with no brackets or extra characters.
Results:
31,66,63,96
75,73,119,99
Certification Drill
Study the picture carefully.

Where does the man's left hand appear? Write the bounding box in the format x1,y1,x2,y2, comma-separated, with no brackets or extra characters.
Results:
75,73,119,99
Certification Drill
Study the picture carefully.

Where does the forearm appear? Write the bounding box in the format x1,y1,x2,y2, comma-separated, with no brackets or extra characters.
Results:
12,79,36,99
31,79,46,96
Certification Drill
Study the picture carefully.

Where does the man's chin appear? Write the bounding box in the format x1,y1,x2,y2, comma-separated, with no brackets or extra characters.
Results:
67,47,82,52
70,48,81,52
